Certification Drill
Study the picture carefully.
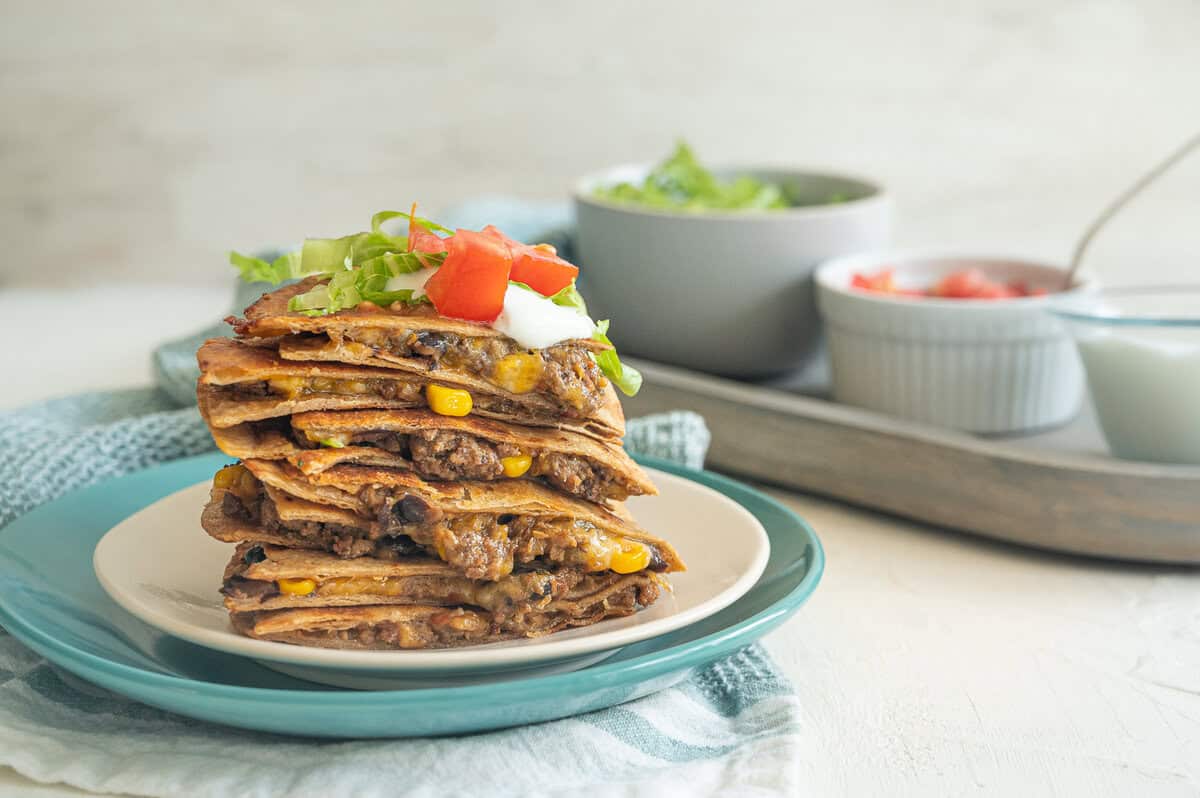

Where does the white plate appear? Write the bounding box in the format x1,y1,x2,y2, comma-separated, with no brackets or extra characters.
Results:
93,467,769,684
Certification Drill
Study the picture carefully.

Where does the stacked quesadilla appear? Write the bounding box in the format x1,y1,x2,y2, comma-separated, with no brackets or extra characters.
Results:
196,210,683,650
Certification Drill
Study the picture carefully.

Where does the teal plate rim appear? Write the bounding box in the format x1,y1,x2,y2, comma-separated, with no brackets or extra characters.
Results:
0,451,824,725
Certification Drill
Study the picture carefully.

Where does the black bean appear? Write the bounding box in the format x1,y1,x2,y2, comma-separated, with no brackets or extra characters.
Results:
396,494,444,524
411,331,448,359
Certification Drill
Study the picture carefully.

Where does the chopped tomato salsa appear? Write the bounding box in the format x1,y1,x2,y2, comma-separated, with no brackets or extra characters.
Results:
851,267,1047,299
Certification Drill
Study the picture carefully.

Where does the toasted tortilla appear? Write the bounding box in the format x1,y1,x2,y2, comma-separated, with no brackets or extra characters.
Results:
222,542,585,612
228,569,663,650
204,461,684,575
228,281,624,433
276,336,625,437
205,407,655,502
196,338,623,439
202,482,367,546
239,459,683,572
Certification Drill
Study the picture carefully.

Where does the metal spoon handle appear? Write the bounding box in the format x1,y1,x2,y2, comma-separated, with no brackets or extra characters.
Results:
1065,129,1200,290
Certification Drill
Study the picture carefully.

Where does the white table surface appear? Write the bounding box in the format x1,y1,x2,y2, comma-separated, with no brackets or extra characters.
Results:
3,285,1198,797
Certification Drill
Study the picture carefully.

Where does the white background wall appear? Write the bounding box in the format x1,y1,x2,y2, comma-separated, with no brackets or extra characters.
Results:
3,0,1197,288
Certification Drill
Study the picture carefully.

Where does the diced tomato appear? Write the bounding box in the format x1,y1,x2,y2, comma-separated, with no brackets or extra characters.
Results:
931,268,988,298
423,229,512,322
851,267,898,293
481,225,579,296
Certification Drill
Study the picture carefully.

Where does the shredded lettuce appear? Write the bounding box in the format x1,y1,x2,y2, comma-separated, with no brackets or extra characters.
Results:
231,209,449,289
230,209,450,316
288,252,444,315
594,140,789,212
509,280,589,316
592,319,642,397
548,282,589,315
229,251,309,284
370,209,452,236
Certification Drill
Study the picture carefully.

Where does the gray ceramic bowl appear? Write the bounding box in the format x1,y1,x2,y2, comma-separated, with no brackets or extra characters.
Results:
574,165,890,378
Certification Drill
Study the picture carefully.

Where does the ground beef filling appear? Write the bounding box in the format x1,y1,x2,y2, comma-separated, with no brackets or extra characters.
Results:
233,580,658,649
305,428,631,501
225,378,423,404
223,553,584,619
222,378,533,419
361,487,667,581
336,328,607,416
221,489,419,559
222,488,665,581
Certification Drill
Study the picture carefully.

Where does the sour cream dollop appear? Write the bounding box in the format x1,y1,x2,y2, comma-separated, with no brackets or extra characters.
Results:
492,285,595,349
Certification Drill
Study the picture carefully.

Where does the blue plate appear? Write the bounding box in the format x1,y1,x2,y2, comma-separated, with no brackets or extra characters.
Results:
0,452,823,738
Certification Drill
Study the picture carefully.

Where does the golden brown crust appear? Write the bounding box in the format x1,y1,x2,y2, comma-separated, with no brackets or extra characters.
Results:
228,573,662,649
206,408,655,500
237,543,455,581
239,459,684,573
195,338,623,439
276,336,626,438
294,408,649,490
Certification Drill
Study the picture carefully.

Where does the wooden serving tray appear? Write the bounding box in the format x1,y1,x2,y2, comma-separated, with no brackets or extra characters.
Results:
623,356,1200,564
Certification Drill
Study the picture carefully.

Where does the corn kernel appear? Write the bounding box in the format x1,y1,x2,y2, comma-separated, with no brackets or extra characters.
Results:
609,540,652,574
492,353,544,394
277,577,317,596
267,376,304,399
500,454,532,478
334,379,371,395
426,384,473,416
212,464,246,490
213,463,257,502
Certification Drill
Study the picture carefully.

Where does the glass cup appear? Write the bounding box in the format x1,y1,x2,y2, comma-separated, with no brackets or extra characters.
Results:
1052,286,1200,465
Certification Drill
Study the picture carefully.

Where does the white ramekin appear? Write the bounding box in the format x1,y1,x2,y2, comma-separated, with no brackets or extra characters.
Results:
815,251,1091,434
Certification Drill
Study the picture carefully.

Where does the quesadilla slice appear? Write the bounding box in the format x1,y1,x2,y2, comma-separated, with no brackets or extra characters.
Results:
229,555,663,650
197,337,622,440
207,408,655,503
204,461,685,581
223,541,661,616
228,280,625,432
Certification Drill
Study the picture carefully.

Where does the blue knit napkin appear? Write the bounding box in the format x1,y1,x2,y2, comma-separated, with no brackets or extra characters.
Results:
0,203,803,798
